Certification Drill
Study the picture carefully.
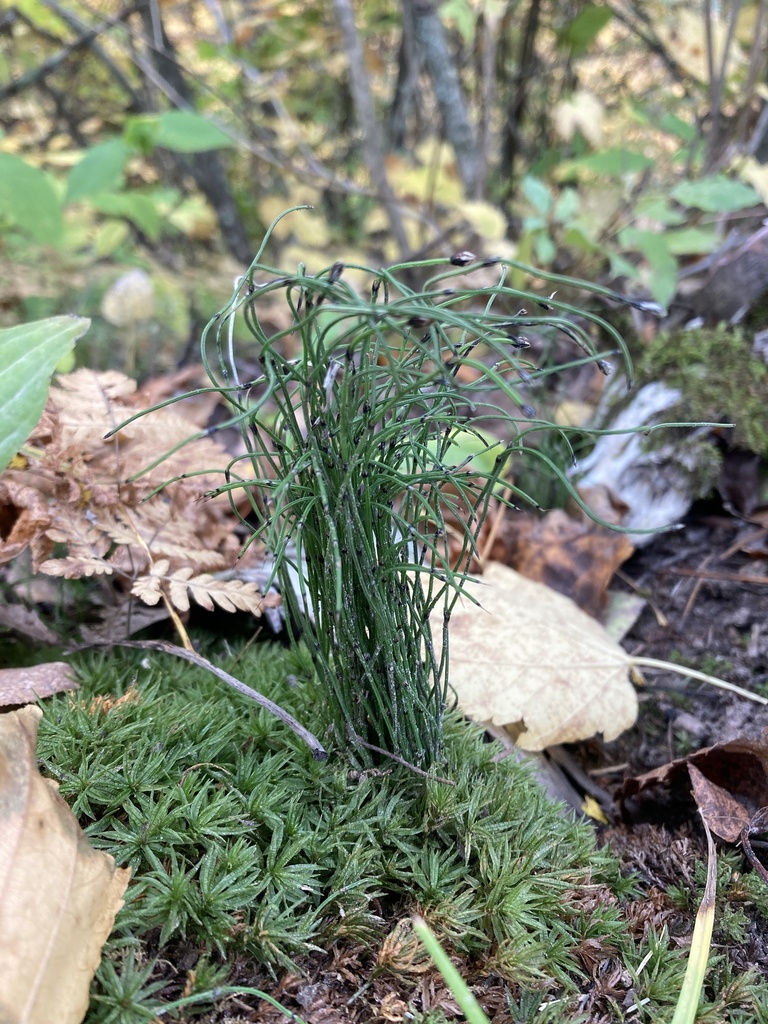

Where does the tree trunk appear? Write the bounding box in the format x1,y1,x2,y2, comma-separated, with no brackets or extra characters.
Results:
136,0,251,264
332,0,409,257
403,0,478,196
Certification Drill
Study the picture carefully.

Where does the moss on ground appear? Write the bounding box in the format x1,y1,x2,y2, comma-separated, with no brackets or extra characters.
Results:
639,326,768,458
36,639,768,1022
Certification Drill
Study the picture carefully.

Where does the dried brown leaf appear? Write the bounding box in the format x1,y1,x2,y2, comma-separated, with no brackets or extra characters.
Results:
1,367,267,632
38,554,114,579
0,662,78,706
0,604,59,645
0,706,131,1024
688,763,750,842
619,737,768,840
504,508,633,617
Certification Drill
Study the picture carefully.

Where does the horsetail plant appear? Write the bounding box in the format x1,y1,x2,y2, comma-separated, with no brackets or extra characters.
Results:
200,208,636,769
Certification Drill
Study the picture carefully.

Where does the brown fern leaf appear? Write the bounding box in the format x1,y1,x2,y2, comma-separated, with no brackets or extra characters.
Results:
39,554,114,579
134,562,264,615
2,366,269,632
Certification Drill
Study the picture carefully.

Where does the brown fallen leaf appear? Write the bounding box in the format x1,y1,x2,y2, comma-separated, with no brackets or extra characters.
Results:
0,604,59,645
688,763,751,842
0,661,78,707
619,736,768,839
435,561,638,750
503,508,633,618
0,706,130,1024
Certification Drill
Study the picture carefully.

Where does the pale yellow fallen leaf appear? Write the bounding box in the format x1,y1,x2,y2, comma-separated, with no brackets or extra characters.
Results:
0,662,78,707
0,706,131,1024
553,90,604,147
100,268,154,326
437,562,638,750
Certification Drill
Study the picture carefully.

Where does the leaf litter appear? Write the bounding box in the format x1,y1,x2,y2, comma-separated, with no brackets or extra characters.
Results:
0,706,130,1024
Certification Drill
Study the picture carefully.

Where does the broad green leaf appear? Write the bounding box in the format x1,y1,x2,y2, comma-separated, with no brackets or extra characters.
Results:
521,175,552,216
553,187,579,222
0,316,90,475
570,148,652,175
562,225,600,252
122,114,160,155
658,113,696,143
671,175,760,213
90,193,161,241
154,111,233,153
534,232,556,265
634,195,686,226
558,5,613,54
619,227,677,305
663,227,718,256
66,140,129,204
0,154,62,245
93,220,131,257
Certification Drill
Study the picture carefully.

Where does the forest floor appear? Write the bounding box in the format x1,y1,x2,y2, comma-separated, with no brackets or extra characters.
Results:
173,502,768,1023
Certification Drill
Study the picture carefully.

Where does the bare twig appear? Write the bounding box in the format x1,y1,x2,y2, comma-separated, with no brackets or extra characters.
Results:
0,2,140,103
351,733,456,785
80,639,328,760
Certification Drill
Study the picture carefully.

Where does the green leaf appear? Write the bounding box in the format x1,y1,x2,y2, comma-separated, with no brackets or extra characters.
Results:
521,175,552,216
671,175,760,213
91,193,162,241
0,154,62,245
634,195,687,226
558,5,613,54
570,148,652,175
534,232,556,265
562,225,600,252
154,111,233,153
439,0,477,44
553,187,579,223
663,227,718,256
66,140,129,204
658,113,696,143
123,114,160,155
619,228,677,306
0,316,90,474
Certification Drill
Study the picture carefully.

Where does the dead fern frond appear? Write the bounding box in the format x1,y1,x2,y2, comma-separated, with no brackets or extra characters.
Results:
0,367,272,639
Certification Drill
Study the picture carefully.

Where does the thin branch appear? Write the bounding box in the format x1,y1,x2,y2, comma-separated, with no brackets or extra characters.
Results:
80,639,328,760
351,733,456,785
0,2,139,103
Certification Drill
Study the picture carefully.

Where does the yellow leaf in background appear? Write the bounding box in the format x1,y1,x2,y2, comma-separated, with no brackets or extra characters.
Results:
656,10,743,84
0,706,130,1024
292,212,332,249
460,200,506,242
168,194,218,241
101,268,155,326
259,195,319,241
739,157,768,205
553,90,604,147
582,795,608,823
389,162,463,206
554,400,594,427
435,562,638,750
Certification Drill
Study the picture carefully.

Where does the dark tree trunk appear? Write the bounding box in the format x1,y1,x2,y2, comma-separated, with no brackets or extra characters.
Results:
137,0,251,264
403,0,478,196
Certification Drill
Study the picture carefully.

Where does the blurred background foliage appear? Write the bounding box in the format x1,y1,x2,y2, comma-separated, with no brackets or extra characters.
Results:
2,0,768,374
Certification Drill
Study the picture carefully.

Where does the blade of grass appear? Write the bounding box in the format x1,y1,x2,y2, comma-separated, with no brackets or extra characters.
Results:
670,818,717,1024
